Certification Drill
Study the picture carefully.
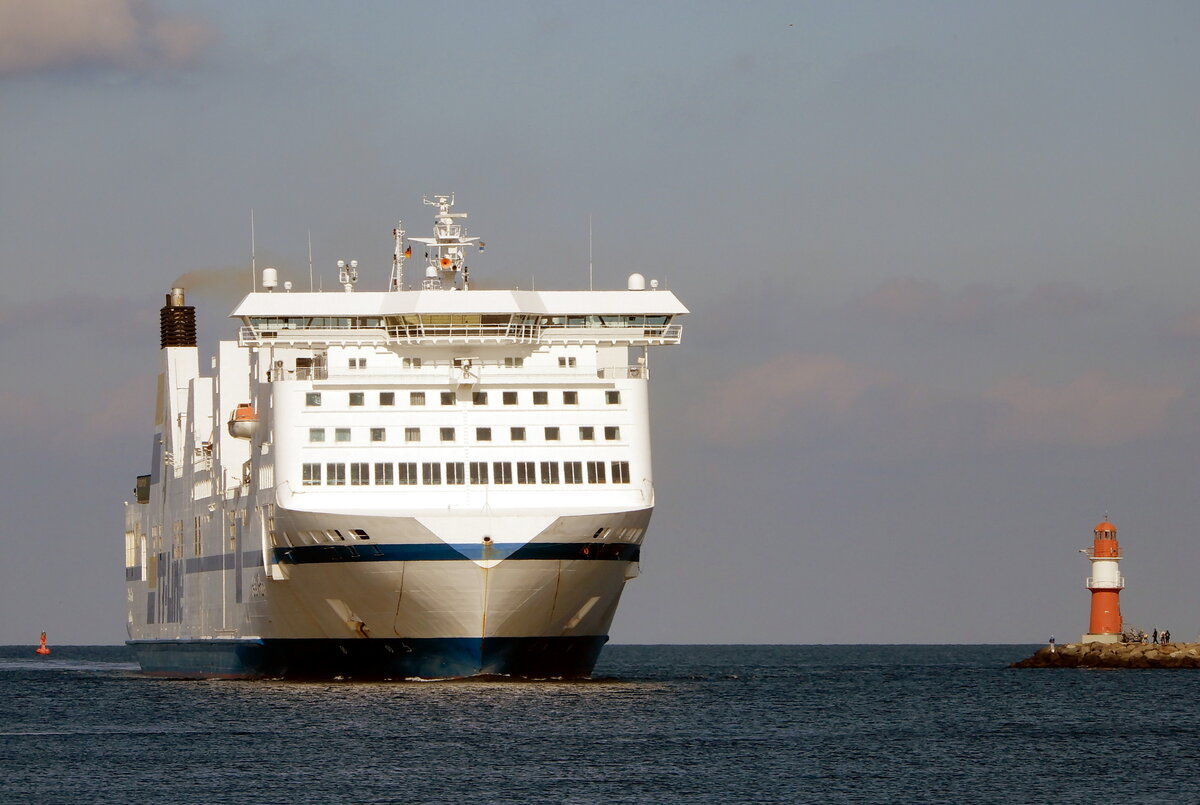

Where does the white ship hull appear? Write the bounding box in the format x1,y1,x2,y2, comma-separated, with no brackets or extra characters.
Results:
124,197,685,678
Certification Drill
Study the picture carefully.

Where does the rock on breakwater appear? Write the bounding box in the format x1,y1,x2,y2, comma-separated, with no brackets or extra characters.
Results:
1012,642,1200,669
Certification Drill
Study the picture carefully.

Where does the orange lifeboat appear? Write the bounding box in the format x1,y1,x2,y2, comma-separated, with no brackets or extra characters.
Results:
36,632,50,655
227,403,258,439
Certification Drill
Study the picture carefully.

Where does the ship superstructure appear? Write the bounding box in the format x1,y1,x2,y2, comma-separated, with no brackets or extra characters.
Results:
124,196,687,677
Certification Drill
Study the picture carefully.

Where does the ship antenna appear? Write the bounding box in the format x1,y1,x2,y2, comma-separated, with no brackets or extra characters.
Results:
250,209,257,292
308,229,314,291
588,214,593,291
391,221,407,291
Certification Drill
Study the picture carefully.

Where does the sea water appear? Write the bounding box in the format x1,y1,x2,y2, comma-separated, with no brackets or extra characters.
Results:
0,644,1195,804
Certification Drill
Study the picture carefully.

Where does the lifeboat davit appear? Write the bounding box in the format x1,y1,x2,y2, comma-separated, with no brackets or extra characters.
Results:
227,403,258,439
36,632,50,655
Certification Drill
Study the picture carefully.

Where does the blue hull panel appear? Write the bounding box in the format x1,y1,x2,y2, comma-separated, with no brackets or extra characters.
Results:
127,636,609,679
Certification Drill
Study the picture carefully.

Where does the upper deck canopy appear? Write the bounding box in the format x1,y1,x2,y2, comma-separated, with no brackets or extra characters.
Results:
230,288,688,318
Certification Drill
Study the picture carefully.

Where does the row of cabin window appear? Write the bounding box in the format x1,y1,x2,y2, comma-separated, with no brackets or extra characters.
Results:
308,426,621,443
305,390,621,407
301,460,632,486
346,358,527,369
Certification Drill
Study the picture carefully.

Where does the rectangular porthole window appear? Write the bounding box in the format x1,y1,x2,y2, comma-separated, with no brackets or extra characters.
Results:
516,461,536,484
403,357,422,369
579,426,595,441
504,357,524,368
493,462,513,484
473,391,488,405
564,461,583,484
302,463,321,485
587,461,606,483
533,391,548,405
374,463,394,485
510,427,526,441
349,392,364,406
441,391,456,405
410,391,426,405
326,463,346,486
476,427,492,441
604,426,620,441
470,461,489,484
440,427,455,442
503,391,517,405
446,462,465,485
398,462,417,485
422,462,442,485
350,463,370,485
540,461,559,483
380,392,395,406
306,392,322,406
606,390,621,405
335,428,351,443
544,426,560,441
611,461,630,484
563,391,578,405
405,427,420,442
370,428,386,442
309,428,326,442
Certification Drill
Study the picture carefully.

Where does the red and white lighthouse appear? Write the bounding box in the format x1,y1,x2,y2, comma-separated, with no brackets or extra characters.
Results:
1082,519,1124,643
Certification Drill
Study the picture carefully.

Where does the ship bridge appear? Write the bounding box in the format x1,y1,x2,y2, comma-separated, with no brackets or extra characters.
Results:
233,289,687,348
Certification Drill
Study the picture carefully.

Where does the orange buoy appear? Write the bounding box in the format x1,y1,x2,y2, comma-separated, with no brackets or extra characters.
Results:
35,631,51,655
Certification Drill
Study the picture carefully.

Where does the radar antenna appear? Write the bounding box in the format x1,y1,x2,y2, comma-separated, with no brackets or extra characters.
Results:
408,194,482,290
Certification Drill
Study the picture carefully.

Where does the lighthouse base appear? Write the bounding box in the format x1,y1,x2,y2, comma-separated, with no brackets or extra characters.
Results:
1080,633,1122,644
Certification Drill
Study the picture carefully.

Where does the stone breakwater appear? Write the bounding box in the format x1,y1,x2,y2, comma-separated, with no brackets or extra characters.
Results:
1012,642,1200,669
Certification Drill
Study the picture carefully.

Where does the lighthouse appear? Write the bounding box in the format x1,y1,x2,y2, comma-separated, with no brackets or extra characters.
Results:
1081,519,1124,644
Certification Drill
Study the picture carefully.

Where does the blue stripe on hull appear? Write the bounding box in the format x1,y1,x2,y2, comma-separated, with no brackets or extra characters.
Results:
127,636,609,679
273,541,639,565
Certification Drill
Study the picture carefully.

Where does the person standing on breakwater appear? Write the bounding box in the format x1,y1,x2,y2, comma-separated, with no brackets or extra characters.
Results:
1163,629,1171,644
1153,628,1159,643
1048,635,1056,653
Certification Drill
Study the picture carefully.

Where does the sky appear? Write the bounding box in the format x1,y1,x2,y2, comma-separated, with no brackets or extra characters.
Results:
2,0,1200,645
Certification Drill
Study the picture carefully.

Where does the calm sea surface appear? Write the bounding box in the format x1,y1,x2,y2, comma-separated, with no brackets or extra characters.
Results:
1,644,1195,804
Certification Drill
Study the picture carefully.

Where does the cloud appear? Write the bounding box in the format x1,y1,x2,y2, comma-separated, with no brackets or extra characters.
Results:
0,0,215,77
692,353,897,445
692,349,1187,456
983,372,1185,448
853,277,1100,329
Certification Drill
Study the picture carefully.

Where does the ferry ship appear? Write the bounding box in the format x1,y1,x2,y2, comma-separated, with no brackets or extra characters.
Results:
123,195,687,678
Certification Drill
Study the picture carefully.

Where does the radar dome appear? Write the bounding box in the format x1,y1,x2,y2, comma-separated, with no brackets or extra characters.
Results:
627,273,646,291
